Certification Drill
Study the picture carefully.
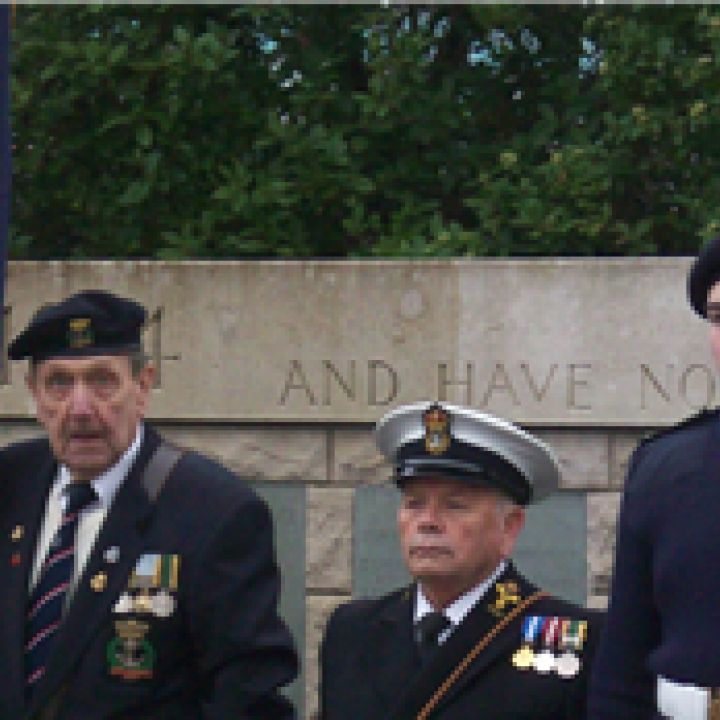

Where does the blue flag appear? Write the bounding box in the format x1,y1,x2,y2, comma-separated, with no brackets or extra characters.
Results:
0,4,9,353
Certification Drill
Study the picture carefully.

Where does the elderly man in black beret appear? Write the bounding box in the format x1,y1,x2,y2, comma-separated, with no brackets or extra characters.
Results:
320,402,601,720
588,236,720,720
0,290,298,720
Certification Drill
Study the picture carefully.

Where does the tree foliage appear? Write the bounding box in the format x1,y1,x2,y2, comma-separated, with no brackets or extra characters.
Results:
9,5,720,258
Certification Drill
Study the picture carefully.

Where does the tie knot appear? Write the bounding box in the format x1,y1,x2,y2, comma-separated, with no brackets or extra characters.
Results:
64,483,97,516
416,611,450,647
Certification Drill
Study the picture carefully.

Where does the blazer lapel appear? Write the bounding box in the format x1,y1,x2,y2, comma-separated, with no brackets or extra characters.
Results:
390,564,537,720
359,586,419,713
0,446,55,719
26,430,161,718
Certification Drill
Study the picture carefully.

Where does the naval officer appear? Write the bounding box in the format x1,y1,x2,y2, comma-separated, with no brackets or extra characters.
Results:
589,235,720,720
320,402,601,720
0,289,298,719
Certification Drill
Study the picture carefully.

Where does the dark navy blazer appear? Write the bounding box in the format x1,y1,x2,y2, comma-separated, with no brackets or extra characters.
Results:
589,409,720,719
321,563,601,720
0,426,298,720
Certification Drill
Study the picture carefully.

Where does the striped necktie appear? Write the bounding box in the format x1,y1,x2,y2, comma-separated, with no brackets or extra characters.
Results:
25,482,97,694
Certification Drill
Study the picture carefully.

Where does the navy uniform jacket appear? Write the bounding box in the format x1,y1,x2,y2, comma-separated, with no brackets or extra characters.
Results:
320,564,601,720
589,409,720,718
0,426,298,720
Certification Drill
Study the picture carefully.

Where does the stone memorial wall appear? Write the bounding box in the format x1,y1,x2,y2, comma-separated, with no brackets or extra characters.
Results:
0,258,706,717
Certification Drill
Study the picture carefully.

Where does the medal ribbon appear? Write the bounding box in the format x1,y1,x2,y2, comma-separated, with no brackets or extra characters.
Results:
541,617,560,650
559,619,573,650
560,619,587,651
576,620,587,650
521,615,543,645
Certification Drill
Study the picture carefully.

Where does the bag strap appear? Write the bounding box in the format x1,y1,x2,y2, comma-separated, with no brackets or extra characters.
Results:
140,441,185,502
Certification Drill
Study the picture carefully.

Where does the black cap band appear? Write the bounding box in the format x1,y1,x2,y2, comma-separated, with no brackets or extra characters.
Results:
395,439,531,505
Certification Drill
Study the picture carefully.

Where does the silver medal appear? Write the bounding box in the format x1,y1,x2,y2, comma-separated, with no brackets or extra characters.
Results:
151,589,175,618
532,649,556,674
555,651,581,679
113,592,133,614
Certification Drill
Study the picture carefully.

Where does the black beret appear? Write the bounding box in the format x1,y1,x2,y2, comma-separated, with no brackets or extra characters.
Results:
375,402,560,506
688,235,720,318
8,290,147,362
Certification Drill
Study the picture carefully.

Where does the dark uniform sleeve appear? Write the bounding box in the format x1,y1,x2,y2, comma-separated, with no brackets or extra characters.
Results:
587,449,660,719
184,493,299,720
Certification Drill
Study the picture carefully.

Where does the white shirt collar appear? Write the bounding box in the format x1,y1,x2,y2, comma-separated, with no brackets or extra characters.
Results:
54,424,144,509
414,559,508,628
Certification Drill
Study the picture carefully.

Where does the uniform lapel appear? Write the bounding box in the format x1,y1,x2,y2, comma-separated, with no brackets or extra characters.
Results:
25,430,161,718
0,444,55,720
389,564,537,720
358,586,419,713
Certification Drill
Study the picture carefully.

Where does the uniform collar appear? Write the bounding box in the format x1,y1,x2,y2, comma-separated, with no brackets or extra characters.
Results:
414,559,508,628
54,424,144,509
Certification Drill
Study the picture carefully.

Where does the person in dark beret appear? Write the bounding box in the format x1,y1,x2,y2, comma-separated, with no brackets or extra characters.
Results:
320,402,601,720
588,235,720,719
0,290,298,720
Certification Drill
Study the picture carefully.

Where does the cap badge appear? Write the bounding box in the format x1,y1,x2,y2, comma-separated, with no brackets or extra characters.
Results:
423,403,451,455
67,317,94,349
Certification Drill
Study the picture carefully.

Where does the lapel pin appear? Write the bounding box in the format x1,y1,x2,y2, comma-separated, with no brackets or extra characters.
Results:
91,571,108,592
104,546,120,564
11,525,24,542
10,552,21,567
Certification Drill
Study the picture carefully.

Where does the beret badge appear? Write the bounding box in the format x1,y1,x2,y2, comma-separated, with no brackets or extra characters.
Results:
67,317,94,349
423,403,451,455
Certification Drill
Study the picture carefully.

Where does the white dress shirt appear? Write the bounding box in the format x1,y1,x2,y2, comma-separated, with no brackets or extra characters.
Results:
30,425,144,596
414,560,508,645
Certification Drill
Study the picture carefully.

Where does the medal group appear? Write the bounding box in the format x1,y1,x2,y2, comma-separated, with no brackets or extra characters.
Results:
107,553,180,680
511,616,587,679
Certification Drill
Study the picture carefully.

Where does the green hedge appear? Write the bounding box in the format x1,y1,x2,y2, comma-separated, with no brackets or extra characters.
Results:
10,5,720,258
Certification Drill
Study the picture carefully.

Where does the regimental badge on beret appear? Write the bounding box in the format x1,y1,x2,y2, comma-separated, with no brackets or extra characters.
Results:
67,317,94,349
423,403,451,455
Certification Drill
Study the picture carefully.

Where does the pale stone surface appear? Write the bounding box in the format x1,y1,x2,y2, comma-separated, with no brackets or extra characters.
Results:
456,258,702,425
1,258,709,424
157,424,327,483
333,426,390,486
587,492,622,603
306,488,353,591
534,429,610,489
305,594,349,720
609,430,653,488
0,422,43,444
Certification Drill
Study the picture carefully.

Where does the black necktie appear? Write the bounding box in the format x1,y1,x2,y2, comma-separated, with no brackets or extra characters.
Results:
25,483,97,695
415,612,451,664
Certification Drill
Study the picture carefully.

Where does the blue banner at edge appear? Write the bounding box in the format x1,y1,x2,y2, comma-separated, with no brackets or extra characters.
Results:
0,4,9,356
